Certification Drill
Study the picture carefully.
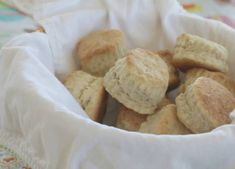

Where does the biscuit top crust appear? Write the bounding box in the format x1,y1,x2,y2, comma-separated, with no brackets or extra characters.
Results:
175,33,228,61
78,29,123,59
191,77,235,125
126,48,169,86
118,105,147,130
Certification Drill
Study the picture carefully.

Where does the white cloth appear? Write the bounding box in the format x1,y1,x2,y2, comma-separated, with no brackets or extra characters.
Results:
1,0,235,169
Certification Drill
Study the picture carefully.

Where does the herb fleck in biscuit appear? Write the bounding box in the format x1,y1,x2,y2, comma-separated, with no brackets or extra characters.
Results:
64,71,107,122
104,48,169,115
173,33,228,73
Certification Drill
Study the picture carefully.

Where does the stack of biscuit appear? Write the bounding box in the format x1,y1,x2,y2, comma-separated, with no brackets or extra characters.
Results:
173,33,235,133
63,30,235,135
64,29,126,122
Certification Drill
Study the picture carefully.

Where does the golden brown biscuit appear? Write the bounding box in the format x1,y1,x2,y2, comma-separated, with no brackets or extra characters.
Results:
104,48,169,115
178,68,235,96
116,96,172,131
176,77,235,133
76,29,126,76
157,50,180,90
173,33,228,73
116,105,147,131
139,104,191,135
64,71,107,122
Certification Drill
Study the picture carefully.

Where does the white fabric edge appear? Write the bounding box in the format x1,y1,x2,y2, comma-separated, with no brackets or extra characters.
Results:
0,129,48,169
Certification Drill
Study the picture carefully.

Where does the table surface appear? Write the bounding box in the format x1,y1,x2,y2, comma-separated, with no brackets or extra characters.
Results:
179,0,235,28
0,2,38,47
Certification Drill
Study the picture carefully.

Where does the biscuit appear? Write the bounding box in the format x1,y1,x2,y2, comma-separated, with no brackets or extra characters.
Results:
116,96,172,131
104,48,169,114
139,104,191,135
116,105,147,131
157,96,173,109
64,71,107,122
76,29,126,76
173,33,228,73
157,50,180,89
176,77,235,133
178,68,235,96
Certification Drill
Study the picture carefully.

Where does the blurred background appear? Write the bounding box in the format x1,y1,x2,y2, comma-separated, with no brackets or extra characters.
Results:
0,0,234,48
